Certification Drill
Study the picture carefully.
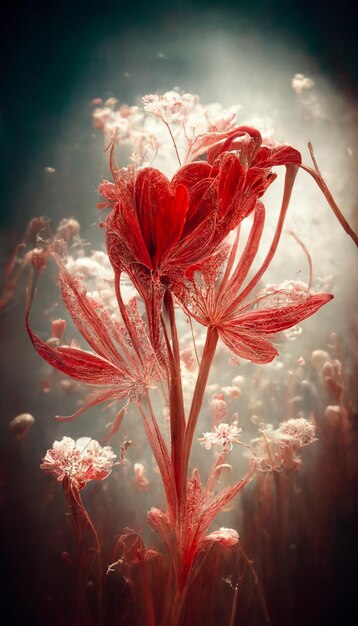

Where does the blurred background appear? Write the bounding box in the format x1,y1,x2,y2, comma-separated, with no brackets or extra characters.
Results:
0,1,357,625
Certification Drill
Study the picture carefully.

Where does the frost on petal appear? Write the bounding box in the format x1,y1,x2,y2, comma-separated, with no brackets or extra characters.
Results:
9,413,35,439
142,93,183,121
234,293,334,335
147,508,172,544
218,292,333,365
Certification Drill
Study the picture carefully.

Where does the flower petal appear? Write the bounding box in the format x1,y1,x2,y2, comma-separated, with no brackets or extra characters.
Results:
56,388,127,422
106,194,153,270
135,168,189,266
27,322,124,384
56,261,129,367
234,293,333,334
219,325,279,364
253,144,302,168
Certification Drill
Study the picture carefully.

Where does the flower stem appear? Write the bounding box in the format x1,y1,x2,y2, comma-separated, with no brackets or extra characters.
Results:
164,292,186,504
183,326,219,482
301,143,358,247
64,479,103,626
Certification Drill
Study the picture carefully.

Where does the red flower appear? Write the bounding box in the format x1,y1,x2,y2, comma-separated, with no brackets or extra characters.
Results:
99,126,301,346
180,198,333,364
26,252,158,422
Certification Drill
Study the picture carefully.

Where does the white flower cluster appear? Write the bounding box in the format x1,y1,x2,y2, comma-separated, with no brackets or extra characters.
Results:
250,417,317,472
41,436,116,489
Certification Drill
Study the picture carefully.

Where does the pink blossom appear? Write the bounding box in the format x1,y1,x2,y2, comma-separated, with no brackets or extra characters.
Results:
250,418,317,472
199,422,243,451
278,417,317,447
40,436,116,490
134,462,150,491
210,398,228,423
204,527,239,547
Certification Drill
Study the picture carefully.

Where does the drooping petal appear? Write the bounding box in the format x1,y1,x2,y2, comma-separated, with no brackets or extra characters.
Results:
253,144,301,168
224,201,266,303
27,323,124,384
56,261,129,367
56,388,128,422
219,324,279,364
207,126,262,165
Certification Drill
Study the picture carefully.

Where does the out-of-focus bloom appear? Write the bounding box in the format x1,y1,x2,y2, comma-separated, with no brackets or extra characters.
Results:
199,422,243,451
134,462,150,491
142,93,183,121
41,436,116,490
291,73,314,96
210,397,228,423
203,527,239,547
9,413,35,439
279,417,317,446
250,417,317,472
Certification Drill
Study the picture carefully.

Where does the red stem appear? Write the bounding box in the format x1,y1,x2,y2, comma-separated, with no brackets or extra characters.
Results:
64,479,103,626
138,400,177,519
183,326,219,482
164,291,186,504
301,143,358,247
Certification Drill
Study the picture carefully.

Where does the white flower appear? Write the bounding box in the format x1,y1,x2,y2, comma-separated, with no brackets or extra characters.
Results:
199,422,243,451
41,436,116,489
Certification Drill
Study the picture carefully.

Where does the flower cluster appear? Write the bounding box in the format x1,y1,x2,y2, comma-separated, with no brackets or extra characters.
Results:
250,417,317,472
41,436,116,490
21,89,351,626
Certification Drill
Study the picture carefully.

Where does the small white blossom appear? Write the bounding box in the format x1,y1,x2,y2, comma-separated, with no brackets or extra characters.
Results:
199,422,243,451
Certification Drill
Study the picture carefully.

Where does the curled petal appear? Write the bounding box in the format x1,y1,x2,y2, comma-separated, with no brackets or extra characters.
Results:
97,180,121,208
253,144,302,168
207,126,262,164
